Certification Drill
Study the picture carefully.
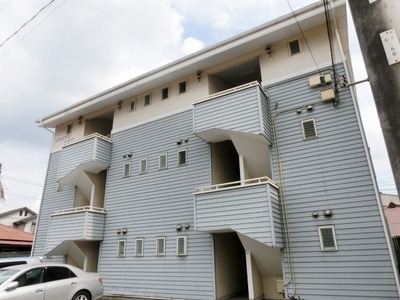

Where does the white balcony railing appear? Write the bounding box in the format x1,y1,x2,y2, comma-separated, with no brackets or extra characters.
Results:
194,176,278,194
52,206,106,216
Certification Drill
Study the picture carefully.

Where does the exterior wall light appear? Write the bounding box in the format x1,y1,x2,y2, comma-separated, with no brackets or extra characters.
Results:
312,211,319,218
324,209,333,218
176,224,183,231
122,228,128,234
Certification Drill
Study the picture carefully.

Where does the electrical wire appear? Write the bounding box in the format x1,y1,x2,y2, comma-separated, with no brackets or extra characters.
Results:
0,0,13,15
0,0,57,49
286,0,321,74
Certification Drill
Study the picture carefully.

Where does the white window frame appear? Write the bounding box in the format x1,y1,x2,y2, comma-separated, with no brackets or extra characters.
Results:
301,119,318,140
156,237,166,256
159,153,168,170
144,94,151,106
130,99,137,111
288,38,301,56
135,238,144,256
123,162,131,177
176,235,187,256
178,149,187,166
179,80,187,94
139,158,148,174
117,240,126,257
318,225,338,251
161,87,169,100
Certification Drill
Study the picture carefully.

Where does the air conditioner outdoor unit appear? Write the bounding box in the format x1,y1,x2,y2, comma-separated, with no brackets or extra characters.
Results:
321,88,336,102
308,74,321,87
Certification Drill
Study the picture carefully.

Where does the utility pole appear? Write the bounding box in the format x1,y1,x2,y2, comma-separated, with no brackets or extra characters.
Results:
348,0,400,195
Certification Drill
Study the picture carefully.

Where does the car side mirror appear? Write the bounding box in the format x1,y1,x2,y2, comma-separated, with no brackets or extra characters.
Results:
5,281,19,291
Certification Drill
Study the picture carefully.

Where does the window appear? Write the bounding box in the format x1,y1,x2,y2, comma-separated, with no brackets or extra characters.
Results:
156,237,166,256
144,94,151,106
130,99,137,111
301,119,318,140
179,81,187,94
135,238,144,256
44,266,76,282
139,158,148,174
15,267,44,287
318,225,338,251
159,153,167,170
288,38,301,56
178,149,187,166
176,236,187,256
19,210,23,216
57,182,64,192
24,210,28,216
161,87,169,100
117,240,126,257
123,162,131,177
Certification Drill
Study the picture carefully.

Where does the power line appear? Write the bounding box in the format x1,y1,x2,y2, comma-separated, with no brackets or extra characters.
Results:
286,0,321,74
0,0,57,49
0,0,13,15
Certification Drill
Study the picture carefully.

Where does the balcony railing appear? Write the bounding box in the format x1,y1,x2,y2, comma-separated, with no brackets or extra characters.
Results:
57,133,112,184
194,177,282,248
47,206,106,245
193,82,272,143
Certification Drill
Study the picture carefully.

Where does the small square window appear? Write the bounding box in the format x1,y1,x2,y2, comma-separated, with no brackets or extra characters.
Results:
123,162,131,177
66,124,73,134
301,119,318,140
117,240,126,257
288,39,301,56
56,182,64,192
161,87,169,100
135,238,144,256
178,149,187,166
130,99,136,111
176,236,187,256
156,237,166,256
159,153,167,170
179,81,187,94
318,225,338,251
139,158,148,174
144,94,151,106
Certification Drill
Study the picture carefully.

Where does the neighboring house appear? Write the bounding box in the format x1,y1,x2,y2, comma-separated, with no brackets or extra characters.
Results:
381,193,400,273
32,1,400,300
0,224,34,258
0,207,37,234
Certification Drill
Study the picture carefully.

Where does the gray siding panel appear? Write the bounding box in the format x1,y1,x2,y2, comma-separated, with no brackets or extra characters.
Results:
57,136,111,180
32,151,76,256
193,85,270,140
195,184,282,248
268,64,399,299
99,109,215,299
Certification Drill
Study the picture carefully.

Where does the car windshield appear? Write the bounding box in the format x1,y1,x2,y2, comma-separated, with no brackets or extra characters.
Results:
0,269,20,285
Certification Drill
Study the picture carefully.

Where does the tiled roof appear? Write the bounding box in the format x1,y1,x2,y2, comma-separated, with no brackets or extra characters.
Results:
0,224,34,245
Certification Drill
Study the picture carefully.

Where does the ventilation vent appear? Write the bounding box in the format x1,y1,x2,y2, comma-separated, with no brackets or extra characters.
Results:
301,119,317,140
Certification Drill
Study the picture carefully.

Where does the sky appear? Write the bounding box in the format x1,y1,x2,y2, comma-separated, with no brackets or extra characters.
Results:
0,0,397,213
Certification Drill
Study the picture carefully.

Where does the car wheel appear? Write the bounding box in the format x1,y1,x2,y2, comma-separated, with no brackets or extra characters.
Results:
72,291,91,300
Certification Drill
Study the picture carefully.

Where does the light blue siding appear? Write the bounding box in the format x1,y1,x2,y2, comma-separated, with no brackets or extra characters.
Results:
32,151,76,256
193,84,272,143
99,109,215,299
268,64,399,299
57,135,111,180
46,211,105,250
194,183,282,248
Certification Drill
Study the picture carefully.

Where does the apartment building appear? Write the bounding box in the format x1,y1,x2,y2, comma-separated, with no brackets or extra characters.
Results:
33,1,400,299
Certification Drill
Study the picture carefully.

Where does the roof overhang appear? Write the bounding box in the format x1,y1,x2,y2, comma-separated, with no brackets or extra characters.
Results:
37,0,346,128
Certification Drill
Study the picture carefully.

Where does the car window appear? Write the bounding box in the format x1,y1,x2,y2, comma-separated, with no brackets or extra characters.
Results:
44,267,76,282
0,269,20,285
15,267,44,287
0,261,28,269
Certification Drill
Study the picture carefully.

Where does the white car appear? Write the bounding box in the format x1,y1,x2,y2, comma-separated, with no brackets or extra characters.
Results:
0,263,103,300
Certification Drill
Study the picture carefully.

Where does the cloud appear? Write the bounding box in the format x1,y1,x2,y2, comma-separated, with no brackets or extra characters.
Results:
181,37,205,55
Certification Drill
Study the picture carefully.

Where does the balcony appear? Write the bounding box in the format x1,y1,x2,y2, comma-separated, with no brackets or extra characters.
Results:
193,82,272,144
57,133,112,185
194,177,282,248
46,206,106,250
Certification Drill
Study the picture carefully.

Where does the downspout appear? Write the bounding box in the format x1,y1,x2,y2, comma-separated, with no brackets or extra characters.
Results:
272,100,325,298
